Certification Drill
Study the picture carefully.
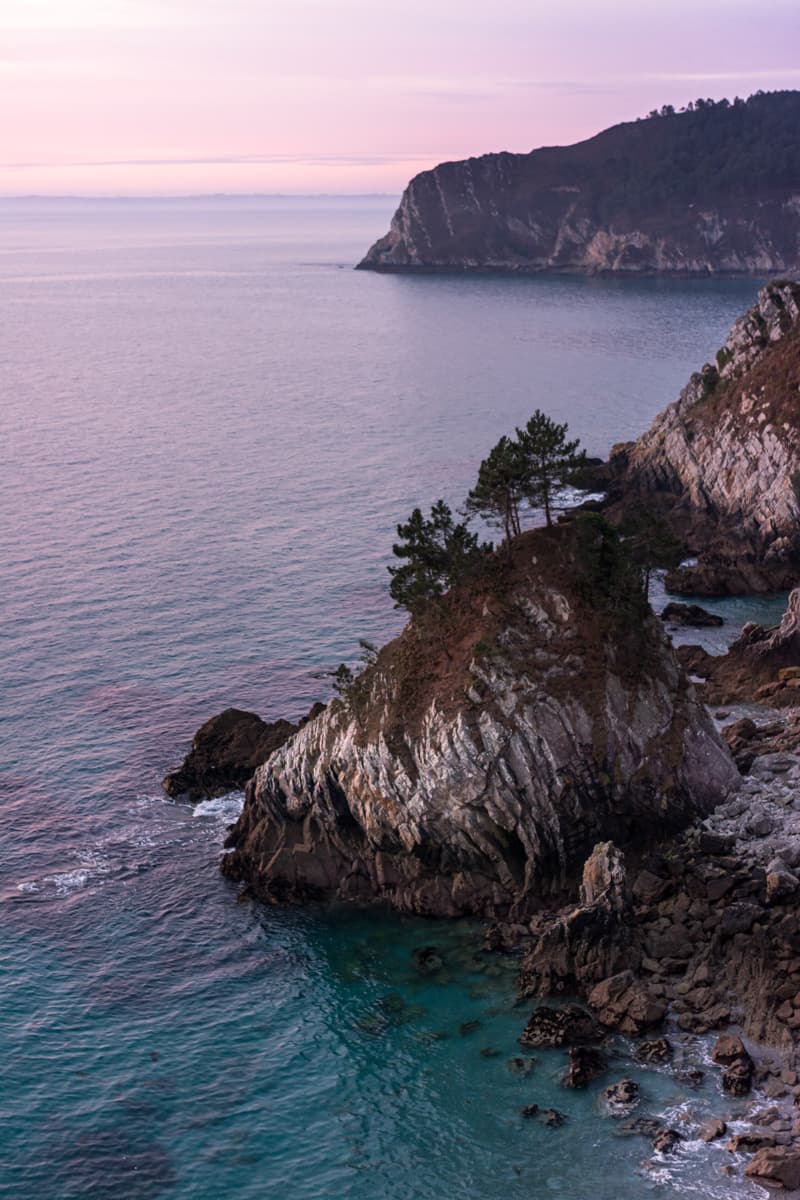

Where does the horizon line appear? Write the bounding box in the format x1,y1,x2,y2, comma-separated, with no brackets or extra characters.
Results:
0,191,399,202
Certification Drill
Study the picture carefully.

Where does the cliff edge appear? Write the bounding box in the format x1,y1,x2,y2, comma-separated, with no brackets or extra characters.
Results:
607,279,800,593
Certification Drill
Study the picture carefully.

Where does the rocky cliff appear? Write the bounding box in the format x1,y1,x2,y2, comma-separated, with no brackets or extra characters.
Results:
358,92,800,275
221,523,737,918
607,279,800,593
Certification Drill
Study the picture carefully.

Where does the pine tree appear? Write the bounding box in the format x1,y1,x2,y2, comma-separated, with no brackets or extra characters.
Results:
516,410,586,528
463,435,526,548
388,500,489,615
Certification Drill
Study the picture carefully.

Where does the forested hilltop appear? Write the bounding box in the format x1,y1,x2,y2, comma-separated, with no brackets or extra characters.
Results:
358,91,800,275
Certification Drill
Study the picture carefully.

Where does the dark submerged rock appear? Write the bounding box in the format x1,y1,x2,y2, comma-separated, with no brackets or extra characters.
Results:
634,1038,673,1065
563,1046,607,1089
163,706,322,801
661,602,724,628
519,1005,599,1049
603,1079,640,1111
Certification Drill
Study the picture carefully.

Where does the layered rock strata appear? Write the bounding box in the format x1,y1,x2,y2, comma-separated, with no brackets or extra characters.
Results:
221,525,737,917
607,280,800,593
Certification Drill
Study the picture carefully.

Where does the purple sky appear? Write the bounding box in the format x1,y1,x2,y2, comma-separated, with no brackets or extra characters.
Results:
3,0,799,195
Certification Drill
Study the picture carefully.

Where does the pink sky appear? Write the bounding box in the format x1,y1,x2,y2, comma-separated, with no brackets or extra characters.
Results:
3,0,799,196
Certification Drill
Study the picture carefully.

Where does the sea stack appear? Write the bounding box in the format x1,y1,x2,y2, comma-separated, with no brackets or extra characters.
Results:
222,521,738,918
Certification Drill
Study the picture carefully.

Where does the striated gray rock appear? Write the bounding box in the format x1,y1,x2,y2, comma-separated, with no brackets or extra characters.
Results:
358,95,800,277
608,281,800,593
221,525,738,918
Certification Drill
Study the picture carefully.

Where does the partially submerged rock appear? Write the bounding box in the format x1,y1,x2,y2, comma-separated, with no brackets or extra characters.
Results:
661,602,724,628
712,1034,755,1097
519,1005,599,1049
603,1078,640,1113
163,707,307,801
745,1145,800,1191
563,1045,606,1089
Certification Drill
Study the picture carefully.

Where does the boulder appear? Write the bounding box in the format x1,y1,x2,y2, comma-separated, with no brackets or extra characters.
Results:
587,971,666,1035
745,1146,800,1191
712,1033,750,1065
519,1005,599,1048
766,869,799,903
699,1117,727,1143
661,602,724,628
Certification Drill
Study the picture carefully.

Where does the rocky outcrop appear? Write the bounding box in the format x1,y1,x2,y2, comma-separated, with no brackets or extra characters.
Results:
163,705,323,802
678,588,800,709
607,281,800,593
661,603,723,628
358,94,800,276
745,1146,800,1191
221,525,737,918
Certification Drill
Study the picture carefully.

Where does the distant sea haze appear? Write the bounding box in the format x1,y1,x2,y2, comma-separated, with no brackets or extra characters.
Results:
0,196,771,1198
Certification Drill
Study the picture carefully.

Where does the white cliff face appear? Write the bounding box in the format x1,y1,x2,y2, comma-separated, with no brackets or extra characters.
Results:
223,557,738,918
611,282,800,590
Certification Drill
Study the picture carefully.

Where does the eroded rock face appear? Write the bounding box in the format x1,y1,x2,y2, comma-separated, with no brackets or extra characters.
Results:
357,99,800,277
608,281,800,593
221,528,737,917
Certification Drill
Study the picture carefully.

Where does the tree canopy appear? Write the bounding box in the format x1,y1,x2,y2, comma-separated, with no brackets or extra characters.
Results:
465,410,585,545
388,500,489,615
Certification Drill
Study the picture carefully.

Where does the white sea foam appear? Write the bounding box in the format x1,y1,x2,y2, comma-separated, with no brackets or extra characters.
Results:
192,792,245,821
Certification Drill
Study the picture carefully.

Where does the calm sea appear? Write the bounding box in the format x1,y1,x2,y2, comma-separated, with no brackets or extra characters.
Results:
0,196,781,1199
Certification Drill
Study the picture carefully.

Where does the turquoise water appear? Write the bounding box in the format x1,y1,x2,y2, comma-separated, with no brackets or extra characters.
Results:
0,197,772,1198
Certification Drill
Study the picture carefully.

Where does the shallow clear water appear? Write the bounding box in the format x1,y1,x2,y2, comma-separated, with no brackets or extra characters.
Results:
1,197,774,1197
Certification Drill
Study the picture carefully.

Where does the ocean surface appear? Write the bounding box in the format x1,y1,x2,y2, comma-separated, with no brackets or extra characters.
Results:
0,196,786,1199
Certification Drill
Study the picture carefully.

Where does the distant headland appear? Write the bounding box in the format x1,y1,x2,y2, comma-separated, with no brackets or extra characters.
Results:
357,91,800,276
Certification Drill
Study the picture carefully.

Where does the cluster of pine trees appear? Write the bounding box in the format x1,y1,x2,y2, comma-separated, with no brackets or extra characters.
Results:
387,411,585,616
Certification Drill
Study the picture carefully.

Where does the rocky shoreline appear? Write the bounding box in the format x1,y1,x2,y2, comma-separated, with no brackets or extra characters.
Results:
163,590,800,1191
161,277,800,1190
